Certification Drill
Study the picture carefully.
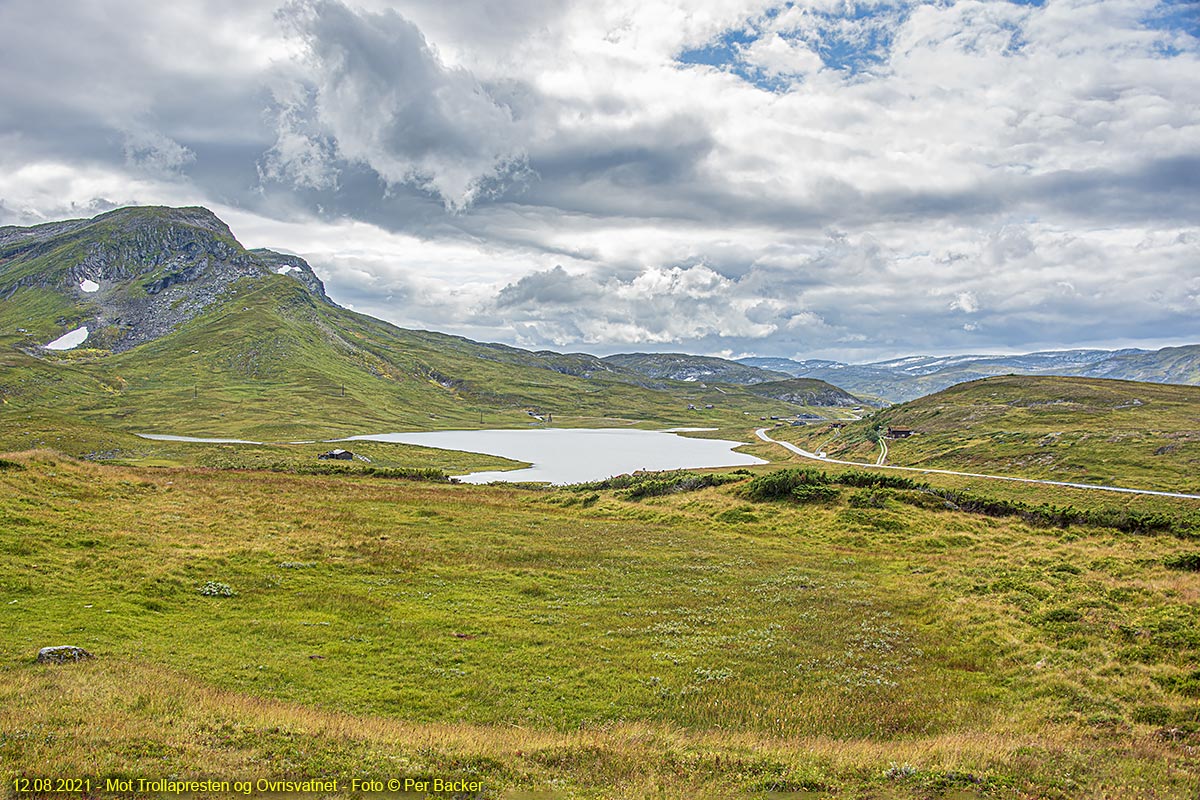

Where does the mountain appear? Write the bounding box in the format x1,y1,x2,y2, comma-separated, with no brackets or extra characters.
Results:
0,206,333,352
739,345,1200,403
742,378,864,407
0,206,848,452
601,352,790,384
781,375,1200,492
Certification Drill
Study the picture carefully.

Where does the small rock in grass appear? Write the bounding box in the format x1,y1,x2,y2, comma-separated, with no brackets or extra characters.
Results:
37,646,94,664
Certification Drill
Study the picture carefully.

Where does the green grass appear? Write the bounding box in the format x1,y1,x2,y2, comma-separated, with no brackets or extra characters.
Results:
2,453,1199,797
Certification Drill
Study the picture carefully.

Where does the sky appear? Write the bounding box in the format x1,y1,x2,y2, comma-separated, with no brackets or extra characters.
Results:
1,0,1197,363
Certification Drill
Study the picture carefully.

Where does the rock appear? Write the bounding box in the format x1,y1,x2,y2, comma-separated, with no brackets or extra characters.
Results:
36,645,94,664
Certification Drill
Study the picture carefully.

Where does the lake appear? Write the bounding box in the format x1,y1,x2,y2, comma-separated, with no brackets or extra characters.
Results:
340,428,766,484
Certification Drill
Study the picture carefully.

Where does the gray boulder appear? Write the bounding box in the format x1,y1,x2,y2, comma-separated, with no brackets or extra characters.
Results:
36,646,94,664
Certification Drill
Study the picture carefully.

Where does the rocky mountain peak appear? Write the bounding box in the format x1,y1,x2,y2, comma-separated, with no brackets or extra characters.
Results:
0,205,335,353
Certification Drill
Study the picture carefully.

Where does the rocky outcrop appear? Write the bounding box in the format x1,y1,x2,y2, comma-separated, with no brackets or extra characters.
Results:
36,645,94,664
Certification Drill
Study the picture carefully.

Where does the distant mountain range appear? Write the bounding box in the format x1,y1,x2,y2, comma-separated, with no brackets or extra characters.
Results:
600,352,790,385
738,347,1200,403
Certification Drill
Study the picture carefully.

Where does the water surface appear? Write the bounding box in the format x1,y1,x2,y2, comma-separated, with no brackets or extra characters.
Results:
342,428,765,484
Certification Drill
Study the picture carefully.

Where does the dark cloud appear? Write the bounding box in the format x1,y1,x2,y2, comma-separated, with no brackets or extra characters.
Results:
496,265,600,307
264,0,531,209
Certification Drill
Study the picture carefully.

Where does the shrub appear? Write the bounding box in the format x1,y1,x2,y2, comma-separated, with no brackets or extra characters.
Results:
199,581,235,597
791,484,839,504
623,472,741,500
1165,553,1200,571
836,469,919,490
570,471,744,499
848,489,892,508
744,468,829,501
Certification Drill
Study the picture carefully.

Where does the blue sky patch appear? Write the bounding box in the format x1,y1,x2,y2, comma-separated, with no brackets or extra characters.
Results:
1144,0,1200,41
676,0,917,88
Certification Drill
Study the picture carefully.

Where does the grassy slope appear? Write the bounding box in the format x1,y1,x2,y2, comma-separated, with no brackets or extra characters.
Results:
780,375,1200,493
2,452,1199,797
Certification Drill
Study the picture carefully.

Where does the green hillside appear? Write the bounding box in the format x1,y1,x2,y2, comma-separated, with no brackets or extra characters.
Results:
780,375,1200,492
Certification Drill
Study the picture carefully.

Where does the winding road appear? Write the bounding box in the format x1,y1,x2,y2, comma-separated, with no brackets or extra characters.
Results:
754,428,1200,501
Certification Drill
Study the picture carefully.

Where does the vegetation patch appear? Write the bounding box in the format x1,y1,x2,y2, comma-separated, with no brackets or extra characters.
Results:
741,467,1199,537
568,470,747,500
198,581,236,598
1164,552,1200,571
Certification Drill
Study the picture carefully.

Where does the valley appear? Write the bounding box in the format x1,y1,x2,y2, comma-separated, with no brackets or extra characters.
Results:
2,207,1200,798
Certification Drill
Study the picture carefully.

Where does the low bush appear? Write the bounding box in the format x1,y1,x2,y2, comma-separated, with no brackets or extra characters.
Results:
571,470,745,499
198,581,235,597
744,468,829,501
1165,553,1200,571
791,484,839,504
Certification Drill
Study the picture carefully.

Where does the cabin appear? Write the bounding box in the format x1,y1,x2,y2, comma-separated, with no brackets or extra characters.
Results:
318,448,354,460
887,426,914,439
828,422,846,429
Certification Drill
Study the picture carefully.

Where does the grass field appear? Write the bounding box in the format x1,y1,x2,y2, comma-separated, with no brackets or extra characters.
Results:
3,450,1199,798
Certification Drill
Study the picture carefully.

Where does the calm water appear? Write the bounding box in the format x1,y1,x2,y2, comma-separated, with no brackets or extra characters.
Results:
138,433,263,444
341,428,766,484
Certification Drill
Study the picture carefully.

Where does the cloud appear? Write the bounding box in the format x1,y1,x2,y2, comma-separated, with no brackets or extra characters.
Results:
950,291,980,314
496,265,600,307
266,0,531,210
122,129,196,175
740,33,824,77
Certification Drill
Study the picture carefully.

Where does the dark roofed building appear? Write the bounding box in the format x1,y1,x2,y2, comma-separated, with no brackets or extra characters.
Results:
887,426,914,438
